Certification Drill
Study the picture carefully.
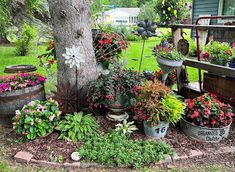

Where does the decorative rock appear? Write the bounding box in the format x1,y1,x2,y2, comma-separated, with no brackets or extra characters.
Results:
14,151,33,163
71,152,81,161
189,150,203,158
163,154,172,163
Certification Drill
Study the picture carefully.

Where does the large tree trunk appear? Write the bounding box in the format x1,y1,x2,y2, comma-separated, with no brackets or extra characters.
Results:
48,0,97,112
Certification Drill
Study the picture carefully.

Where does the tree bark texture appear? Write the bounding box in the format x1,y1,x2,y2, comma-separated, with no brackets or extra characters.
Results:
48,0,97,89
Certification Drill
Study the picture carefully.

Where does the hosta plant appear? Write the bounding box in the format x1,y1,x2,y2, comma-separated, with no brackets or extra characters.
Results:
56,112,99,142
115,120,138,137
13,99,61,140
185,94,234,128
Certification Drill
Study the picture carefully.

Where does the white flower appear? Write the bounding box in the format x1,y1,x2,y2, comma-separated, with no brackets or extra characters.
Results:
15,110,21,115
62,45,85,68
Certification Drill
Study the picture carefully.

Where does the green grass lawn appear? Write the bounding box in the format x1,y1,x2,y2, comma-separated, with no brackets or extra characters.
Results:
0,38,199,83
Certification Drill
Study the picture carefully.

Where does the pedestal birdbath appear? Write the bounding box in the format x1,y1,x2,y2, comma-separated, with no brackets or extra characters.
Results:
157,57,183,84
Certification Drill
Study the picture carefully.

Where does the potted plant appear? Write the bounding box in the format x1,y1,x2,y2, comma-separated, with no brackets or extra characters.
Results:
13,99,61,140
0,73,46,126
153,44,185,83
181,93,234,143
154,0,190,25
204,41,234,66
155,70,176,88
134,81,185,138
88,63,141,121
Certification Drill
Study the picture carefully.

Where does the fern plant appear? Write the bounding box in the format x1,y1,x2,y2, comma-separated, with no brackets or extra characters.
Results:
56,112,99,143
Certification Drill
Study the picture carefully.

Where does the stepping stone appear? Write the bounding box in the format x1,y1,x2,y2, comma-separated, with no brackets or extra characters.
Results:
14,151,33,163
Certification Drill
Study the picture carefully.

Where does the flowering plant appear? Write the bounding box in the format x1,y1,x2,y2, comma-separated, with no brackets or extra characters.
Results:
204,41,234,66
134,81,185,126
154,0,190,24
94,31,129,65
153,44,184,61
88,63,141,108
0,73,46,93
13,99,61,140
38,40,56,69
185,94,234,128
155,70,176,86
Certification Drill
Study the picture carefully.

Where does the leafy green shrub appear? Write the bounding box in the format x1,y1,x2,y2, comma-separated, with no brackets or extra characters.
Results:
56,112,99,143
205,41,234,66
79,130,174,168
161,94,185,125
15,23,38,56
13,99,61,140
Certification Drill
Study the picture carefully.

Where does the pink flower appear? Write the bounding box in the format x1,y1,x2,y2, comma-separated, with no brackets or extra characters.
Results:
24,109,29,114
15,110,21,115
191,110,199,119
38,119,42,123
15,114,19,119
28,101,35,107
57,111,62,116
49,114,55,122
30,120,34,126
211,119,216,125
232,43,235,49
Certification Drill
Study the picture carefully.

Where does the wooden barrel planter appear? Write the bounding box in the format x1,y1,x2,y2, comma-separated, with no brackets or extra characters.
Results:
0,84,45,126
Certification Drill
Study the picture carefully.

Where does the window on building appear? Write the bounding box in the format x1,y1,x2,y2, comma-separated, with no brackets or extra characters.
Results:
219,0,235,16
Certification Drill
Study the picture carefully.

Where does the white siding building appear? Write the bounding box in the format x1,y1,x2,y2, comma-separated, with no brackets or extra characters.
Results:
101,8,140,26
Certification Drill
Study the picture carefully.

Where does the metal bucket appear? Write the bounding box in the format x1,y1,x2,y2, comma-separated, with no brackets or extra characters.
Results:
143,121,169,139
180,117,232,143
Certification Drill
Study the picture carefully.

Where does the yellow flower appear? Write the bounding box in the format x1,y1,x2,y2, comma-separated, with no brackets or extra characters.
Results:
168,7,171,11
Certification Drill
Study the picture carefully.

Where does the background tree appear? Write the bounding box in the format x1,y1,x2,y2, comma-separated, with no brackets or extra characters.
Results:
139,0,158,21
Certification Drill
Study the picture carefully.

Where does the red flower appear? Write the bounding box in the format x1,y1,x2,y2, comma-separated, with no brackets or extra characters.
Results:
226,49,233,55
232,42,235,49
211,119,216,125
202,51,209,59
191,110,199,119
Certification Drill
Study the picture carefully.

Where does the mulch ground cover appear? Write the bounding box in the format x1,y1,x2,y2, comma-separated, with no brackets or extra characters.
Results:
2,116,235,164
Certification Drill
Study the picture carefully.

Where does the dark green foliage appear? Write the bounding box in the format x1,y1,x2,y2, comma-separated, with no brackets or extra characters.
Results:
56,112,99,143
79,130,175,168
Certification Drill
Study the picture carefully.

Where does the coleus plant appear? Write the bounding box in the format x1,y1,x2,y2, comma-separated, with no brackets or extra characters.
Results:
185,94,234,128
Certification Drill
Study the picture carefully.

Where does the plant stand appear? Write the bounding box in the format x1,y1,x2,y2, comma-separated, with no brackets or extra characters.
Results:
106,108,129,122
157,57,183,84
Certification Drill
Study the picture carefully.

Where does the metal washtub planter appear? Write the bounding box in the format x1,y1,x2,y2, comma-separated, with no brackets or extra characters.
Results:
180,117,232,143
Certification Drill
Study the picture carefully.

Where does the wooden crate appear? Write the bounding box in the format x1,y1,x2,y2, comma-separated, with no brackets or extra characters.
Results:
203,72,235,106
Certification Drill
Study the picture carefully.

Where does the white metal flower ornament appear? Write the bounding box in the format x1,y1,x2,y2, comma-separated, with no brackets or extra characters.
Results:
62,45,85,68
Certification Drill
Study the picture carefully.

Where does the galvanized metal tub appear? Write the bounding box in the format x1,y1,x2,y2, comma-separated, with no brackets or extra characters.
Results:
180,117,232,143
143,121,169,139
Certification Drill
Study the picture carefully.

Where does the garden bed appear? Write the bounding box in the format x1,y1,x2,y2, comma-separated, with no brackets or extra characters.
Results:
4,116,235,164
